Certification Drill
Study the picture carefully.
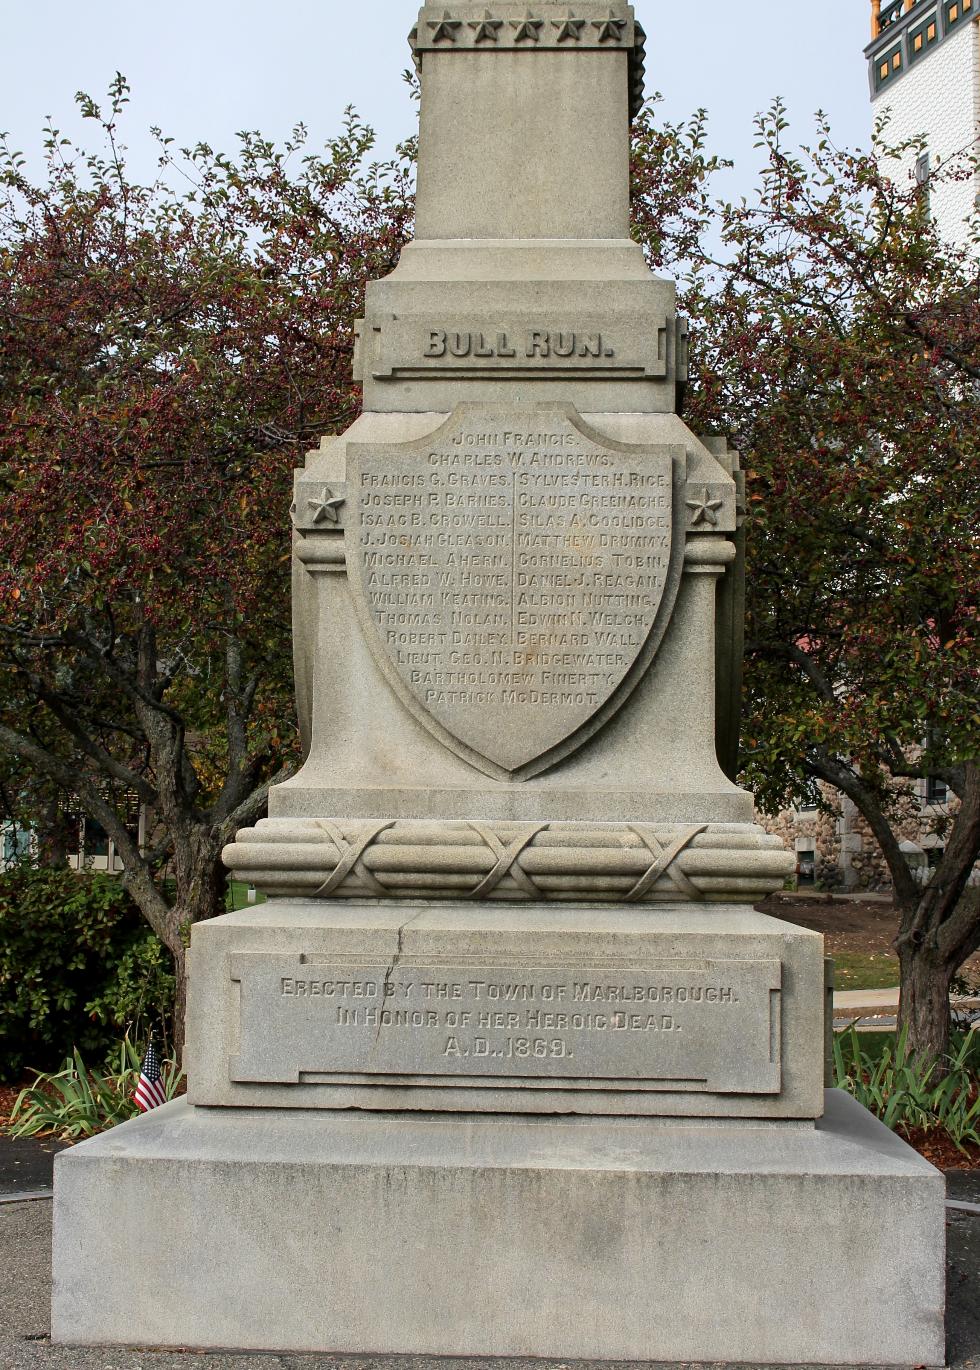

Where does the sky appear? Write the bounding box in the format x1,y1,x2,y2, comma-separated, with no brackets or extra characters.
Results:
0,1,876,201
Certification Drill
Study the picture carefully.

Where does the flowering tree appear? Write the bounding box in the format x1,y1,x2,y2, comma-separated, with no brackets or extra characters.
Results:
2,74,976,1065
0,77,413,1046
633,101,979,1061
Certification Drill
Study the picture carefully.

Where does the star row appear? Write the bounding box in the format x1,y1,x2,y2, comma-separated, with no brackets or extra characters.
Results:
426,9,629,44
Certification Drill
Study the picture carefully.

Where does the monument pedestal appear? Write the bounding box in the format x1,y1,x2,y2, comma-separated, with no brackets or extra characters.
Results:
184,900,826,1119
52,1091,945,1365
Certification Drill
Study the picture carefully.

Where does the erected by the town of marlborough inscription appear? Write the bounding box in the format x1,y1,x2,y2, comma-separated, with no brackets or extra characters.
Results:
347,406,682,775
228,957,782,1094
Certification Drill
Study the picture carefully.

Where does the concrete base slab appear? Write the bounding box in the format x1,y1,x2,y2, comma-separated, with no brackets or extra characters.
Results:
52,1090,945,1365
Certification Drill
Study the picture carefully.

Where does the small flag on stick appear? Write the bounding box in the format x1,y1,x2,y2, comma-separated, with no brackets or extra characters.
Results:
133,1040,167,1113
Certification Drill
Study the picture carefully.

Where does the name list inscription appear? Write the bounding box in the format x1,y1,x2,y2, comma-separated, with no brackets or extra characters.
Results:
349,412,675,770
229,958,782,1094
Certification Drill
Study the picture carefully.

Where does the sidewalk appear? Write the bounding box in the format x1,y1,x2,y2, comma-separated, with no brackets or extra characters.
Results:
834,986,980,1025
835,988,903,1011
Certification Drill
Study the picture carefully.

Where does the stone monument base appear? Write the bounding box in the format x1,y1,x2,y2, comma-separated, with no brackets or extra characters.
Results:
184,901,826,1119
51,1090,945,1366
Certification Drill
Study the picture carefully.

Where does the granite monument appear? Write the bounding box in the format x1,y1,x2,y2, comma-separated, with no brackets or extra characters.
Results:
52,4,946,1363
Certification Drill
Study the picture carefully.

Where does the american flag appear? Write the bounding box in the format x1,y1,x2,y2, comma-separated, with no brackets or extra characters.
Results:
133,1040,168,1112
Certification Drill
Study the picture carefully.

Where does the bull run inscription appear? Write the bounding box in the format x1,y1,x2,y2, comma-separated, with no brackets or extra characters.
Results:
229,958,783,1094
347,407,681,775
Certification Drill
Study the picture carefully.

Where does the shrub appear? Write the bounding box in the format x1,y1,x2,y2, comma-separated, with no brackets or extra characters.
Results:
833,1027,980,1152
8,1038,183,1140
0,865,174,1079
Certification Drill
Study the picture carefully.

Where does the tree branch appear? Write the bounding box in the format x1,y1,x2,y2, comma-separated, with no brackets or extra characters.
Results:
0,720,172,940
215,762,294,850
808,747,921,912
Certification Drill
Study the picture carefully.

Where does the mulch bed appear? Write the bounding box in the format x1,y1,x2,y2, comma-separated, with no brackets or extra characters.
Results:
758,892,980,980
759,892,902,959
900,1127,980,1171
0,1083,26,1128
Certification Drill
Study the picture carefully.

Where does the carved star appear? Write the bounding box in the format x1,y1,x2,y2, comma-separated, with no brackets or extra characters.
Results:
592,10,627,41
468,9,503,41
686,487,724,527
510,10,544,41
306,487,346,526
551,12,586,41
428,10,462,42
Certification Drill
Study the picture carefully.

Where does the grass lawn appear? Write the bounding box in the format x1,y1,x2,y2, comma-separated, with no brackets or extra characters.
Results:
226,880,266,911
832,951,900,991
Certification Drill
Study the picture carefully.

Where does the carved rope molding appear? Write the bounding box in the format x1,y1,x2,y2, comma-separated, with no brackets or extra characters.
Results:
225,820,795,902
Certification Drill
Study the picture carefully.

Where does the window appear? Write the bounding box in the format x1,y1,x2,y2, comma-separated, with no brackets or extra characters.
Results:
875,42,904,89
927,848,945,870
926,775,948,804
121,791,142,841
64,814,81,854
83,818,110,859
909,12,940,60
2,826,30,864
945,0,975,31
916,151,931,217
797,848,816,886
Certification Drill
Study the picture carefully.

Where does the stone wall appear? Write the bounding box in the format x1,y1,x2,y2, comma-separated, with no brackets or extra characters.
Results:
761,798,841,889
758,775,972,893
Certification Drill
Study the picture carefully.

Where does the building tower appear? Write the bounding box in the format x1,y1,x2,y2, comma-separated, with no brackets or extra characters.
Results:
867,0,980,247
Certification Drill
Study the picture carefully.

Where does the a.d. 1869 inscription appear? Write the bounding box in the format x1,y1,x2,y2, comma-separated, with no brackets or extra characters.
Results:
346,406,683,777
229,957,782,1095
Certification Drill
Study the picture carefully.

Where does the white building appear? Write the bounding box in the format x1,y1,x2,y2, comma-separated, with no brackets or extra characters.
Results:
867,0,980,248
0,805,136,875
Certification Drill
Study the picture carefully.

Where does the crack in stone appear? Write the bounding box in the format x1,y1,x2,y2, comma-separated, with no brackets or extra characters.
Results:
375,909,426,1046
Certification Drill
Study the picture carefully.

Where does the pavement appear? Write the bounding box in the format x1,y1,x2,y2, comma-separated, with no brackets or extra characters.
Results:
773,892,894,903
831,987,980,1032
834,988,980,1012
834,989,905,1011
1,1173,978,1369
832,987,902,1031
0,1136,69,1204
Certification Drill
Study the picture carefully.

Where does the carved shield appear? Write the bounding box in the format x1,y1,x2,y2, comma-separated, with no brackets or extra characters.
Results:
346,404,686,780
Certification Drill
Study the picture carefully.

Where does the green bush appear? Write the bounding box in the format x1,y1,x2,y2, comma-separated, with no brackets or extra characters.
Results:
833,1027,980,1152
0,865,174,1079
9,1038,183,1140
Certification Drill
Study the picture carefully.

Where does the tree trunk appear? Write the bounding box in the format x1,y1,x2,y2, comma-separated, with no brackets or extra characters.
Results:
35,793,74,869
171,943,188,1064
166,832,229,1064
811,760,980,1068
892,768,980,1066
896,935,953,1065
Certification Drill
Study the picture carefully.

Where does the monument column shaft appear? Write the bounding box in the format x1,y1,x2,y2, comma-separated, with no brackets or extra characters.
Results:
416,49,631,240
